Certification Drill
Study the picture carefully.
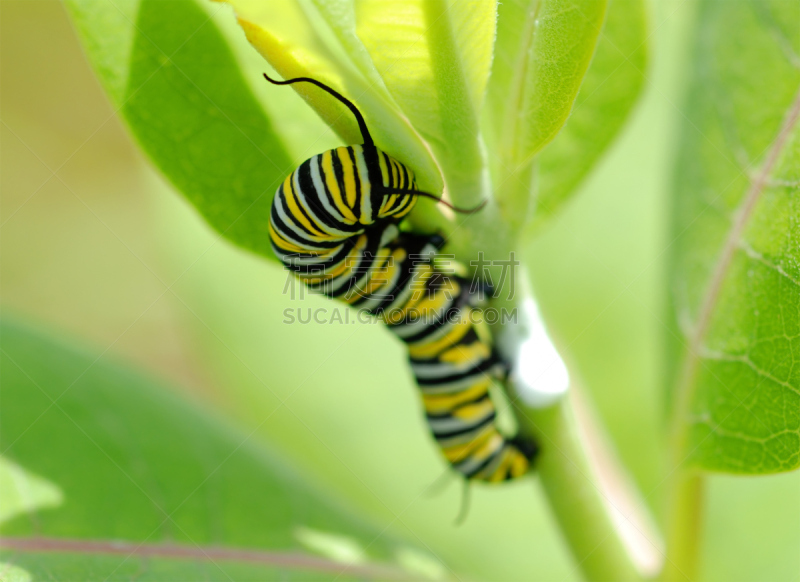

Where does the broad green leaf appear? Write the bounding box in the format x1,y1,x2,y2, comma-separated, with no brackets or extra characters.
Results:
65,0,294,262
220,0,443,193
309,0,392,91
487,0,608,167
0,318,441,580
532,0,648,228
669,0,800,473
355,0,496,206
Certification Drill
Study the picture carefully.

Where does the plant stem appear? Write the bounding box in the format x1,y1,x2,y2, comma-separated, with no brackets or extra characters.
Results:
515,397,642,582
662,333,707,580
662,471,702,581
446,198,641,581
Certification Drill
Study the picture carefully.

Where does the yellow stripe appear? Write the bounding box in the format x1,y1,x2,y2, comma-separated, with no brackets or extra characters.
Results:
379,194,398,216
337,147,358,211
359,249,395,295
452,398,495,423
439,341,491,365
509,452,530,478
407,316,472,359
406,164,416,185
336,234,369,289
378,151,391,188
383,266,435,325
407,277,459,322
269,221,305,253
440,427,495,463
398,160,407,189
473,433,504,462
374,247,406,293
392,160,405,188
301,258,350,284
422,379,491,415
322,150,357,223
391,196,417,219
282,175,325,237
389,157,398,188
484,449,513,482
268,220,330,254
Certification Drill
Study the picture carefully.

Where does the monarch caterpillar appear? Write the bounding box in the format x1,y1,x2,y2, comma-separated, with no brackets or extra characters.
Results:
266,73,538,484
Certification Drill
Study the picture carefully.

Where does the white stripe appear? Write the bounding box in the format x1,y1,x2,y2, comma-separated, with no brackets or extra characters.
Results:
417,373,495,395
454,441,504,476
435,424,494,448
292,169,352,239
354,146,372,221
273,191,319,243
427,407,494,435
273,245,345,267
421,373,492,392
355,252,404,312
310,155,352,227
402,310,460,345
390,294,453,339
325,237,371,294
412,358,493,380
470,444,507,478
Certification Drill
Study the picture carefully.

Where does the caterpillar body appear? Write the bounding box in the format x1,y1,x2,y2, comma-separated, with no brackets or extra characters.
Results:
266,74,538,483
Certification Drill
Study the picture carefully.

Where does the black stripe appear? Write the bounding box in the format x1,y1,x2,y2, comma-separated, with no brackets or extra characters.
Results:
414,356,500,387
297,159,355,233
363,145,385,221
424,393,492,420
429,409,496,439
332,229,385,298
315,154,355,231
398,303,469,347
458,447,504,478
283,171,327,239
270,204,339,250
331,149,348,215
370,233,431,313
348,146,363,220
283,241,356,277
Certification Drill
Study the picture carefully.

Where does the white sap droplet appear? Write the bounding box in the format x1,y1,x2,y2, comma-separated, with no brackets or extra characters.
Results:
497,298,569,408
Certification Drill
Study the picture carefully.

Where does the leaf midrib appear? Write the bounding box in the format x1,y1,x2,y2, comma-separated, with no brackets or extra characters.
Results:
673,84,800,446
501,0,542,166
0,536,413,580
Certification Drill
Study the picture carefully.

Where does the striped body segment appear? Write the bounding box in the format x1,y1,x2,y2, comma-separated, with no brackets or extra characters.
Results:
268,143,538,482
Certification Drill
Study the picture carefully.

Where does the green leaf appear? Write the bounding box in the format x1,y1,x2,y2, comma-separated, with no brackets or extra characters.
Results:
486,0,608,167
532,0,648,228
65,0,292,261
0,318,442,580
355,0,497,206
669,0,800,473
219,0,443,194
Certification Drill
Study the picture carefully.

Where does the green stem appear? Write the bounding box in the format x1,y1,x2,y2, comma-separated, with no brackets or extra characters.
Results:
516,398,641,582
661,337,707,580
662,374,704,581
662,472,702,581
470,254,640,581
444,155,639,582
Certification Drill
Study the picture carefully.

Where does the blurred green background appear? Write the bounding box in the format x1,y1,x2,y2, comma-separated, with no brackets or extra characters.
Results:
2,1,798,580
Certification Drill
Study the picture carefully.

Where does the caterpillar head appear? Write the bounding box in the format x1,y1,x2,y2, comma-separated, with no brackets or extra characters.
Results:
263,73,485,225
